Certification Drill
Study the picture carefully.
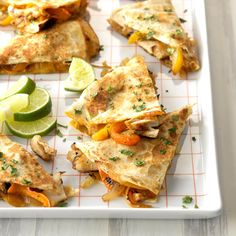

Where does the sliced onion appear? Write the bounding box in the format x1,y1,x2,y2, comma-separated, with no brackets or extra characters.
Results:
102,183,126,201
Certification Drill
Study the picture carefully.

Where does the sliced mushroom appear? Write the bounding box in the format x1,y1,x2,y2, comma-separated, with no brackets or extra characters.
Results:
67,143,98,172
30,135,57,161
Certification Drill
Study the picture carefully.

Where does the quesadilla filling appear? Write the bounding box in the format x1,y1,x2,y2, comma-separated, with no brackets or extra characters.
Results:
108,0,200,76
0,0,88,33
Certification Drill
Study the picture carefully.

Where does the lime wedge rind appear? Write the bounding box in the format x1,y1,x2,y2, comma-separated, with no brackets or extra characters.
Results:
0,76,35,101
5,116,57,138
13,87,52,122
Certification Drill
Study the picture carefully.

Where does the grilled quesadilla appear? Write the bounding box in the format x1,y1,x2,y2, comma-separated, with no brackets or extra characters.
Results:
0,18,100,74
0,134,76,207
0,0,88,33
65,56,164,135
68,105,192,207
108,0,200,76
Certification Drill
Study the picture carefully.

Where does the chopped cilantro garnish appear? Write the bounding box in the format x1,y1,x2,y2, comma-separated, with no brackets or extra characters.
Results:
132,103,146,112
182,195,193,204
10,166,18,176
179,18,187,23
22,179,32,185
194,204,199,209
120,149,135,157
107,85,116,94
175,29,183,36
182,205,188,209
57,123,68,129
160,149,167,155
77,136,82,140
63,138,67,142
56,129,64,138
143,15,156,21
167,47,174,55
164,139,172,145
99,45,104,51
134,160,145,167
11,159,18,164
164,8,172,12
109,157,120,161
146,30,155,39
144,7,149,10
75,109,82,114
168,127,177,134
57,202,68,207
1,162,9,170
192,136,197,142
172,115,179,121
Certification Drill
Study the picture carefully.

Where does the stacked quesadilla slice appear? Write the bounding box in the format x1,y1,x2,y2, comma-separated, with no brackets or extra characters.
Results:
0,135,75,207
65,56,164,135
68,105,192,207
108,0,200,76
0,19,100,74
0,0,88,33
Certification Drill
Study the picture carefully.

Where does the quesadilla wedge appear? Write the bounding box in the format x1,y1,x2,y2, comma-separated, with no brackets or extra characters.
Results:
0,134,76,207
0,0,88,33
65,56,164,135
68,105,192,207
0,18,100,74
108,0,200,76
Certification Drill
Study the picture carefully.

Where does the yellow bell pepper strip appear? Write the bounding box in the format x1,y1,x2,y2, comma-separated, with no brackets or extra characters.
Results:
128,31,145,44
0,15,13,26
91,124,111,141
8,183,51,207
171,47,184,75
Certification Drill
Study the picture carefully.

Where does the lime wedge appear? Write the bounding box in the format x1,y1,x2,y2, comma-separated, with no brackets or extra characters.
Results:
0,76,35,101
6,116,57,138
0,94,29,122
64,58,95,92
14,87,52,121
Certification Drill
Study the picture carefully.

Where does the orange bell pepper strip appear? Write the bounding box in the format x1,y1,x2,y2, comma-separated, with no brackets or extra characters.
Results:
98,169,113,190
171,47,184,75
8,184,50,207
110,122,141,146
47,7,71,21
92,124,111,141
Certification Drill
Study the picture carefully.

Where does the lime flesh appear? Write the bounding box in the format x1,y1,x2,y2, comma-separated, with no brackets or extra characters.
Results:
0,94,29,122
64,58,95,92
14,87,52,121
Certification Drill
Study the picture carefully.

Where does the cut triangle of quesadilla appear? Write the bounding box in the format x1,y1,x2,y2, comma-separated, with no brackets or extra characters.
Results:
0,18,100,74
108,0,200,76
68,105,192,206
0,0,88,33
0,134,76,207
65,56,164,135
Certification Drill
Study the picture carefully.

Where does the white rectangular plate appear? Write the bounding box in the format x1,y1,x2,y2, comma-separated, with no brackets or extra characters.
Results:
0,0,222,218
